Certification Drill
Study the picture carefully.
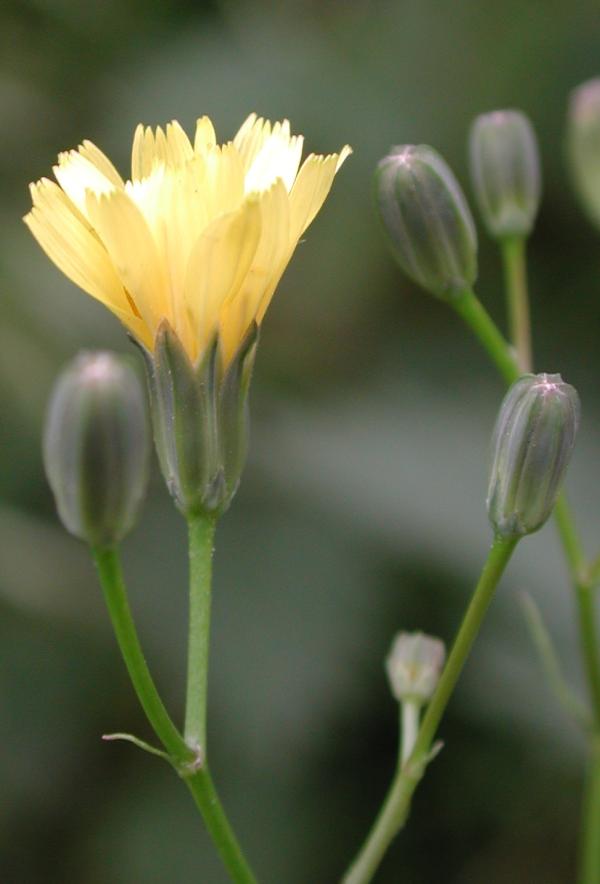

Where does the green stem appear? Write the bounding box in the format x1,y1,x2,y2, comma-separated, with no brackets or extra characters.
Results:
342,535,518,884
186,767,259,884
452,289,520,385
185,511,217,750
453,279,600,884
580,740,600,884
501,237,533,373
92,546,192,766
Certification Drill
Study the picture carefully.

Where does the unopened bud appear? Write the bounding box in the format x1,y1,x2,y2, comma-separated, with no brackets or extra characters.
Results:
469,109,541,239
375,145,477,300
568,79,600,230
386,631,446,704
487,373,580,538
43,352,150,547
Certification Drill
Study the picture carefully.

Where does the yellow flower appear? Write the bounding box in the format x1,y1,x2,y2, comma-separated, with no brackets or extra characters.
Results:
25,115,351,368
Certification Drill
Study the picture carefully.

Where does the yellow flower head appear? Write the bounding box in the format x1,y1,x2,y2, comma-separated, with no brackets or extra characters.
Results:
25,114,351,367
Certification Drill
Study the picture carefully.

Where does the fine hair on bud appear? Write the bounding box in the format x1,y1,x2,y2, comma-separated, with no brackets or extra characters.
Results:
374,144,478,300
469,109,541,240
487,373,580,539
43,351,150,547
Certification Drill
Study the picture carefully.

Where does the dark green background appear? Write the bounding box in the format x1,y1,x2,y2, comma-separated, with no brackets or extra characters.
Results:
2,1,600,881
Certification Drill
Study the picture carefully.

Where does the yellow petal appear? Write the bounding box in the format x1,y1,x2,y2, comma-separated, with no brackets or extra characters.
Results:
165,120,194,167
219,179,290,362
289,146,352,242
25,179,130,313
78,141,125,188
194,116,217,154
85,188,169,333
53,151,117,218
131,124,156,180
204,143,245,220
184,197,261,362
245,125,304,194
233,114,272,173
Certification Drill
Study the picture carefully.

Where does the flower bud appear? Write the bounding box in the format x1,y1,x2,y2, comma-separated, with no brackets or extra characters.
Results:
43,352,150,547
487,373,580,538
375,144,477,300
386,631,446,705
141,321,258,517
568,79,600,230
469,109,541,239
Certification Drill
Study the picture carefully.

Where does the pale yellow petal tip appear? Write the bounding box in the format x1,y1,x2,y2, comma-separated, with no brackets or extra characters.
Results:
337,145,353,169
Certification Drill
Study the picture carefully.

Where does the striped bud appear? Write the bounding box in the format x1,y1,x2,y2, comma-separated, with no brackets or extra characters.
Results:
469,109,541,239
375,145,478,300
43,352,150,547
487,373,580,538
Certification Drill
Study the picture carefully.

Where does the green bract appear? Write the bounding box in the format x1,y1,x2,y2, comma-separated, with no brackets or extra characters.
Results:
469,109,541,239
487,373,580,538
141,320,258,517
568,79,600,231
375,144,477,300
43,352,150,547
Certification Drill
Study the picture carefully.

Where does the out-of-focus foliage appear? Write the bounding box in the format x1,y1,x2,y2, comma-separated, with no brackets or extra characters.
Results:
2,1,600,881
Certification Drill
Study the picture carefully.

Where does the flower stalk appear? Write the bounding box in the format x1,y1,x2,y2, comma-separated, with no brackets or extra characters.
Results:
185,511,217,749
92,543,258,884
342,535,519,884
501,236,532,373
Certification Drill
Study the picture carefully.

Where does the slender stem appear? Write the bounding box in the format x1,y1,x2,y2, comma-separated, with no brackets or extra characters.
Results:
580,740,600,884
451,292,600,724
342,535,518,884
501,237,533,373
452,289,520,385
185,511,217,749
92,546,192,766
400,702,420,765
452,278,600,883
186,767,259,884
577,583,600,730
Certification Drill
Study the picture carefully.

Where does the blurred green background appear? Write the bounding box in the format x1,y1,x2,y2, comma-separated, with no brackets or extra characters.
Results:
2,1,600,881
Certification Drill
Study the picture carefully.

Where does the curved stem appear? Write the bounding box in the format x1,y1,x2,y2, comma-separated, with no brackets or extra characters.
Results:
185,512,217,749
452,289,520,384
501,237,533,373
92,546,193,766
342,535,518,884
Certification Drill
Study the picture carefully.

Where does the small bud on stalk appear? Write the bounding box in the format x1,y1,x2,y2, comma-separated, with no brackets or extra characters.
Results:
386,631,446,705
487,373,580,539
140,321,258,518
568,79,600,230
469,109,541,240
44,352,150,547
375,144,478,300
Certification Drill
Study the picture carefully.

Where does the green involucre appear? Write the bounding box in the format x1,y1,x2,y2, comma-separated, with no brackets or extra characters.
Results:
469,109,541,239
141,320,258,517
43,351,150,547
487,373,580,538
375,144,477,300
